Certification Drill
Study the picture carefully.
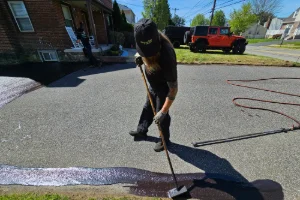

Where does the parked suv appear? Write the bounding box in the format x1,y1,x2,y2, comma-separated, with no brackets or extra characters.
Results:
185,26,248,54
163,26,191,48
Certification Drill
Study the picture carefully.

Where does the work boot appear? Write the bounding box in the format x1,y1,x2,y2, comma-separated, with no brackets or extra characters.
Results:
154,139,170,152
129,130,147,138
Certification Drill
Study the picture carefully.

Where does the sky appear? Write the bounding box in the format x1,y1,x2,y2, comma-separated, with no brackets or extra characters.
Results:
116,0,300,26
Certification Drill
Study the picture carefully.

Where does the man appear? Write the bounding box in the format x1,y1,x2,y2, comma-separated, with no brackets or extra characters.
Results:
129,19,178,152
76,22,99,67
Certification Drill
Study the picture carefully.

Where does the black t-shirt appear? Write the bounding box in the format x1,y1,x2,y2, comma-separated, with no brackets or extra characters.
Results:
145,39,177,90
76,28,89,46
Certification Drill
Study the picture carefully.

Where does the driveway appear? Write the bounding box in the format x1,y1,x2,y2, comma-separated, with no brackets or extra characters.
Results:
1,64,300,199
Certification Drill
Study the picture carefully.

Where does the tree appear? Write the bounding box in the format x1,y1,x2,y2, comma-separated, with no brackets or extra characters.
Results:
212,10,226,26
142,0,154,19
112,0,122,31
121,10,127,23
191,14,209,26
152,0,171,30
229,3,258,34
171,14,185,26
248,0,282,24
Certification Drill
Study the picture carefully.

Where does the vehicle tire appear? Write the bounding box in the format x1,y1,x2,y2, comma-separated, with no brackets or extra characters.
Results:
196,40,206,53
173,40,180,48
232,41,239,54
223,49,231,54
190,45,197,53
184,31,191,45
238,44,246,54
233,40,246,54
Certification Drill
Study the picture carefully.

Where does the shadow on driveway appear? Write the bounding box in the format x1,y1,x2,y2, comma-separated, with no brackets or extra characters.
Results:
133,136,284,200
0,62,136,88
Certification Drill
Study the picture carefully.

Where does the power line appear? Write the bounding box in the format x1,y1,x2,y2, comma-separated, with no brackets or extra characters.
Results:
215,0,246,10
182,0,207,18
184,1,214,20
117,1,144,7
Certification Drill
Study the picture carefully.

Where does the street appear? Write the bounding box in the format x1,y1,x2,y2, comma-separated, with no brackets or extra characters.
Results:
246,40,300,63
1,64,300,199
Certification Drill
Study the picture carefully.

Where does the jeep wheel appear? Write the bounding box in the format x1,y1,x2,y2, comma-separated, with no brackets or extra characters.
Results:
233,41,246,54
173,41,180,48
196,41,206,53
238,44,246,54
223,49,231,54
190,45,197,53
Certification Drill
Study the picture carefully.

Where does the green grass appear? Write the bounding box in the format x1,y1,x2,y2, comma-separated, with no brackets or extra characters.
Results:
0,194,162,200
246,39,280,44
0,193,69,200
175,47,300,67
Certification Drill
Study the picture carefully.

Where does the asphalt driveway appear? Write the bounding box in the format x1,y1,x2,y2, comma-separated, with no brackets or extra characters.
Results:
1,64,300,199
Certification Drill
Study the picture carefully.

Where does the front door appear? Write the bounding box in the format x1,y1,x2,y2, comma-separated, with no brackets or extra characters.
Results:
207,27,220,46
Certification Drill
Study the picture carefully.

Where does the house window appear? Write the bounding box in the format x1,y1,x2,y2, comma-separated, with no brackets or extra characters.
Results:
61,5,73,28
8,1,34,32
38,50,59,62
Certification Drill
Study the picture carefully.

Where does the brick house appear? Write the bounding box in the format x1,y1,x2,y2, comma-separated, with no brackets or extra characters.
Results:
0,0,113,64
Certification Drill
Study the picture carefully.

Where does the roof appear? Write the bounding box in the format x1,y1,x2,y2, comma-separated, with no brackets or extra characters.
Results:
118,4,132,11
283,7,300,22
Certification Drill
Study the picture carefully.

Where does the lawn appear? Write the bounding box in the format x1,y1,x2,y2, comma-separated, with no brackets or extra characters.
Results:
175,47,300,67
0,193,162,200
268,41,300,49
246,38,280,44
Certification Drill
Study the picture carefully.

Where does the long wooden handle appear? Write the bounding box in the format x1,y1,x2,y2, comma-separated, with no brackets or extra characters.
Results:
138,64,179,189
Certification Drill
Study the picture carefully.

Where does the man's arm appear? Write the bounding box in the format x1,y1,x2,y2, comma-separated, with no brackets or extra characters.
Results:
161,80,178,113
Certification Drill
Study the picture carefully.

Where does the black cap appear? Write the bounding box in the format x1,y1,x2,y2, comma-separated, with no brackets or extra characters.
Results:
134,19,160,57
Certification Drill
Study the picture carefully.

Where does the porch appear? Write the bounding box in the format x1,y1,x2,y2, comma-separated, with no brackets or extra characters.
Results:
59,0,115,59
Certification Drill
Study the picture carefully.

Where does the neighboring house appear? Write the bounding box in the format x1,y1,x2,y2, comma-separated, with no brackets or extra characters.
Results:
266,7,300,40
0,0,113,64
242,23,267,39
118,4,135,24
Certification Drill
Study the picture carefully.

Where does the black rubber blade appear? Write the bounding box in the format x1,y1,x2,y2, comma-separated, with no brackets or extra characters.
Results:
167,186,188,198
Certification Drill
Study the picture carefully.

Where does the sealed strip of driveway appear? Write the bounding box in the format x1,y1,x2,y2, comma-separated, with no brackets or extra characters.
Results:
0,165,284,199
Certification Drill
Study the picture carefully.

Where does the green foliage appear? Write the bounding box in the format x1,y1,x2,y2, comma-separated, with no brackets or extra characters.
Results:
142,0,154,19
171,14,185,26
109,31,125,46
152,0,171,30
112,0,122,31
142,0,171,30
229,3,258,34
112,1,133,33
191,14,209,26
212,10,226,26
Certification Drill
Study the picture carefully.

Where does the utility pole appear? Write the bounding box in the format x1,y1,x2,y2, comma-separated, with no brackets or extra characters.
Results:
209,0,217,26
172,8,179,17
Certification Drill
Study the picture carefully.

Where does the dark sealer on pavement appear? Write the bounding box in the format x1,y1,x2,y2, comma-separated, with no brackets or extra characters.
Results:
0,165,283,199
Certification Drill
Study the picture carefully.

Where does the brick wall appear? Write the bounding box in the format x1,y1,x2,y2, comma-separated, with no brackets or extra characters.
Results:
0,0,74,63
0,1,20,53
101,0,112,10
94,11,108,44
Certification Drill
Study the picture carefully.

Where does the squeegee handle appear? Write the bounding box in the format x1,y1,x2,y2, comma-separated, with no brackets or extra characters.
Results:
138,64,179,189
